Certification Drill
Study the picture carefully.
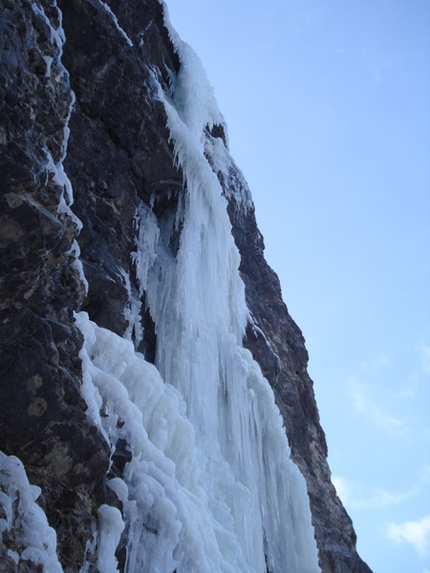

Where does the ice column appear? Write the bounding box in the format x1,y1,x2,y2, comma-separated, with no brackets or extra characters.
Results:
140,13,322,572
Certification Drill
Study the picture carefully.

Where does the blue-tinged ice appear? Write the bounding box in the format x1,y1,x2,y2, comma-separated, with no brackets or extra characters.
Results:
76,312,253,573
0,452,64,573
74,6,321,571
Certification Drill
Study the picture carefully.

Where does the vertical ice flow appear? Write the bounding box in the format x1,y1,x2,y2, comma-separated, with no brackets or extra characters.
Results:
75,4,321,572
125,10,320,571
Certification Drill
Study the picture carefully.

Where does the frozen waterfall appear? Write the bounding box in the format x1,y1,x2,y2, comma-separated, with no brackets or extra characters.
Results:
0,2,321,572
75,17,321,573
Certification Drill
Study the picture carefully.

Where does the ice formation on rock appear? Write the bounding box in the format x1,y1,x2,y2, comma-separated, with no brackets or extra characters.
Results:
73,19,321,572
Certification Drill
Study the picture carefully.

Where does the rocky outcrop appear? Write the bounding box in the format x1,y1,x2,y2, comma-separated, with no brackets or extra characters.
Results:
0,1,372,572
0,2,110,570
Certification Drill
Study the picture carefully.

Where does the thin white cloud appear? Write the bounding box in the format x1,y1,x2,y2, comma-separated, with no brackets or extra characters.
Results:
396,344,430,399
386,514,430,556
421,467,430,484
421,345,430,376
360,355,390,372
396,382,417,399
332,475,414,510
332,475,351,504
348,377,408,435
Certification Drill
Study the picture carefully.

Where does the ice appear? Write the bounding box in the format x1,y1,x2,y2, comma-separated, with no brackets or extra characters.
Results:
44,152,89,293
131,203,160,298
117,267,143,346
98,1,134,47
76,312,253,573
7,549,19,564
32,3,88,295
43,55,54,77
30,1,76,211
97,505,125,573
31,3,65,50
0,452,64,573
161,7,224,140
141,9,321,569
73,29,321,567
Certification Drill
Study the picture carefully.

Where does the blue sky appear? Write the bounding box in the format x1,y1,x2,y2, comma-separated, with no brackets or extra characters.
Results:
164,1,430,572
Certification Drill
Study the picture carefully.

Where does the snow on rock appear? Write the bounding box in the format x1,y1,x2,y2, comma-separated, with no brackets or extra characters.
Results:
0,452,63,573
98,0,134,47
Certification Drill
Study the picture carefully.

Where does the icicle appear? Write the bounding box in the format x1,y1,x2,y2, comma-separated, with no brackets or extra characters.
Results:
97,505,125,573
117,266,144,346
131,202,160,298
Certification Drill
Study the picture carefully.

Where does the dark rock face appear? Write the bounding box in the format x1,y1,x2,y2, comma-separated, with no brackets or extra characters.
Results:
0,0,181,568
0,1,372,572
57,0,183,342
0,2,110,570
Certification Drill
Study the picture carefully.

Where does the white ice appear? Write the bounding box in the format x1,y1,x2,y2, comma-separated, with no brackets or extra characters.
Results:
74,13,320,571
31,2,88,294
97,505,125,573
98,0,134,47
150,8,320,571
76,311,253,573
117,266,144,346
0,452,63,573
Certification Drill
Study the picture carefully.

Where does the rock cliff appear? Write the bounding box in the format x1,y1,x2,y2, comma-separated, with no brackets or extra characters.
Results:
0,1,373,572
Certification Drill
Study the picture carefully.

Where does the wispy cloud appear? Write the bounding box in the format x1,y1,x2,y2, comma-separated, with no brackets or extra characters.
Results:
421,466,430,484
348,377,409,435
360,355,390,372
386,515,430,556
332,475,414,510
394,344,430,399
421,345,430,376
